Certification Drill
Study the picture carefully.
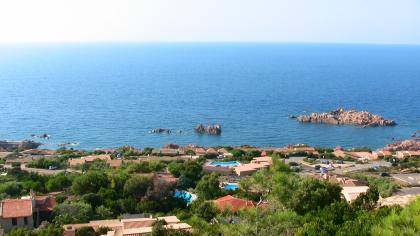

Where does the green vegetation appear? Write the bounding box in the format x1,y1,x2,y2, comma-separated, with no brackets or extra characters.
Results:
3,148,419,236
351,174,400,197
351,146,372,152
27,157,67,169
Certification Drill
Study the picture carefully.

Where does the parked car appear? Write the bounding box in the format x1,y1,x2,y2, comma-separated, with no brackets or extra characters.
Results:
380,172,391,177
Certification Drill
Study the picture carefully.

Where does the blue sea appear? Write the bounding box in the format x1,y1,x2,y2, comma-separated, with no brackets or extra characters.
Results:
0,43,419,150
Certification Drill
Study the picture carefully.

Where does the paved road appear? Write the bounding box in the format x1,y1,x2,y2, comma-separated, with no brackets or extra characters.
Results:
333,160,391,175
392,173,420,186
394,187,420,196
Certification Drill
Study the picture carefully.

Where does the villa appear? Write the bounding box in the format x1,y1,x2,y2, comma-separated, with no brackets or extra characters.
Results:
234,157,272,177
395,150,420,159
63,215,192,236
0,192,56,233
372,150,393,159
68,154,112,166
333,148,377,161
213,195,256,212
217,148,233,157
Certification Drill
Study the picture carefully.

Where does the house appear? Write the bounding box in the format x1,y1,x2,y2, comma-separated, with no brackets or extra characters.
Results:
213,195,255,212
274,144,319,156
206,148,219,155
107,159,123,168
234,163,269,177
333,150,376,161
234,157,272,177
250,156,273,165
396,150,420,159
68,154,112,167
0,199,33,233
217,148,233,157
193,148,207,156
63,215,192,236
152,148,184,156
372,150,393,159
341,186,370,202
0,193,56,233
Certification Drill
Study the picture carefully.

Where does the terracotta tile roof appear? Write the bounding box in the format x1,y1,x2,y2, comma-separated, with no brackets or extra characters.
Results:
213,195,255,212
194,148,207,155
35,196,57,212
206,148,218,154
0,199,33,218
84,154,111,162
251,156,273,164
107,159,123,168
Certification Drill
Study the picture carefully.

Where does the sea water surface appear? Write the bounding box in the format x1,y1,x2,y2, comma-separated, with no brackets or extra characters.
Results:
0,43,419,150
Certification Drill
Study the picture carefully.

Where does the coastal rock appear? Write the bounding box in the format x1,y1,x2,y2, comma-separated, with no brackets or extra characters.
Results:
194,124,222,135
149,128,171,134
0,140,42,151
296,108,396,127
382,139,420,151
163,143,180,149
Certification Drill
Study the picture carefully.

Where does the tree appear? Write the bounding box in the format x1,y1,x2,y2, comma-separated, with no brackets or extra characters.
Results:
0,181,22,197
53,201,93,224
72,171,110,195
351,186,379,211
124,175,153,199
95,205,113,220
195,173,221,200
75,226,97,236
45,173,72,192
82,193,104,209
181,161,202,181
273,174,342,215
168,162,185,177
371,197,420,235
191,199,219,221
126,162,152,173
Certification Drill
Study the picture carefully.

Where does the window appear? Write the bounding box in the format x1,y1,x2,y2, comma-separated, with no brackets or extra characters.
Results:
24,217,28,225
12,218,17,225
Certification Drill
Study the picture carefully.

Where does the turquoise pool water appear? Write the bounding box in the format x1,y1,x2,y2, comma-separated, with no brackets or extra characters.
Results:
174,190,197,204
224,183,239,190
209,161,241,167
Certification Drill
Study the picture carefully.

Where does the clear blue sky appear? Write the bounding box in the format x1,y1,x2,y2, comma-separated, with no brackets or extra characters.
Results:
0,0,419,44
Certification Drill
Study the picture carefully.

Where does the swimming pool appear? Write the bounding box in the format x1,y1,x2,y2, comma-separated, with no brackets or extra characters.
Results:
223,183,239,191
174,190,197,204
209,161,241,167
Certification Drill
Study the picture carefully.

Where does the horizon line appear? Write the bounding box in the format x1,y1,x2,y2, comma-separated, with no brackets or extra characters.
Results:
0,40,420,47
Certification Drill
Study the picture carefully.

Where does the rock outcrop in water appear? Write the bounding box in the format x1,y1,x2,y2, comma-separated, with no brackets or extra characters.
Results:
149,128,171,134
194,124,222,135
293,108,396,127
382,139,420,151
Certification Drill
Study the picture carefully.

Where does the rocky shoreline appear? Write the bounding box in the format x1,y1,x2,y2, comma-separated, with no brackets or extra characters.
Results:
0,140,42,151
382,139,420,151
292,108,396,127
